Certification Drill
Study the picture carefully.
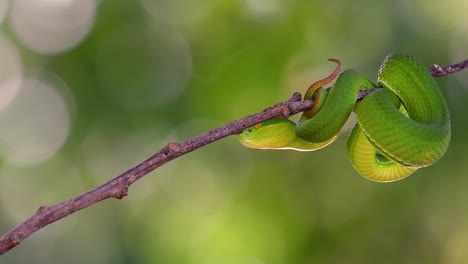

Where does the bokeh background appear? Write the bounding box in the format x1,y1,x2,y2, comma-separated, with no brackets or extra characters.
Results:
0,0,467,263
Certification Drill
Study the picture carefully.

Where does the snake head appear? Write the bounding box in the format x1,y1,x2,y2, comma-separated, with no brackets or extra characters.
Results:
238,119,297,149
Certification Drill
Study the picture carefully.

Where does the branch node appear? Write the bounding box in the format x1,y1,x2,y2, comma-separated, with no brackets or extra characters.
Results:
168,142,182,153
112,184,128,199
290,92,302,102
283,92,304,116
10,234,21,246
36,206,49,214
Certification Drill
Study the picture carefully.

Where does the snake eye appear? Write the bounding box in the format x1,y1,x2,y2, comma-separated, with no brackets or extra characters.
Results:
243,128,253,135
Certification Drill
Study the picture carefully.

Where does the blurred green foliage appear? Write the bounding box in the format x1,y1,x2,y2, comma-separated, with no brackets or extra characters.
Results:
1,0,468,263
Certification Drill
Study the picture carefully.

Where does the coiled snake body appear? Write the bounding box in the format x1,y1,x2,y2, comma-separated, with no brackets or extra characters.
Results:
239,53,450,182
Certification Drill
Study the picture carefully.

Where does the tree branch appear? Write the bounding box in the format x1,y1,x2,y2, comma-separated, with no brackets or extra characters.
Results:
0,58,465,255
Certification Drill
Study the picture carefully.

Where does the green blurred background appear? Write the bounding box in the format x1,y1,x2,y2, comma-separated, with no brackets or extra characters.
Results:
0,0,467,263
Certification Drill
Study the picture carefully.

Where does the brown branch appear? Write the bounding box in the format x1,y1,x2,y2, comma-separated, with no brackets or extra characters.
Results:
0,92,312,255
0,58,466,255
429,58,468,77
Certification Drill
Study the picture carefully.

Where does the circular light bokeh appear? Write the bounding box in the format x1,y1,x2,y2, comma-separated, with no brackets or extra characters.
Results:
0,33,23,112
10,0,97,54
0,71,73,165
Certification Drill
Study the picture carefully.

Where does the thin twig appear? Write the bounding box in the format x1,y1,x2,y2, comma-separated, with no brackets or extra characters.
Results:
0,59,465,255
429,58,468,77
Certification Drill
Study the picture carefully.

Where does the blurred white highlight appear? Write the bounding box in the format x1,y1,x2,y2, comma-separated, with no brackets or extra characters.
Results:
10,0,97,54
0,33,23,112
0,71,72,165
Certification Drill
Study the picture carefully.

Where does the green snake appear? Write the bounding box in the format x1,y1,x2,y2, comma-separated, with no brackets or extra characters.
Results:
238,53,450,182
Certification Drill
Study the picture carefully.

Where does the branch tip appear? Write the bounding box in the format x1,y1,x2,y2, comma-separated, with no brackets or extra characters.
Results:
429,59,468,77
429,64,444,76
